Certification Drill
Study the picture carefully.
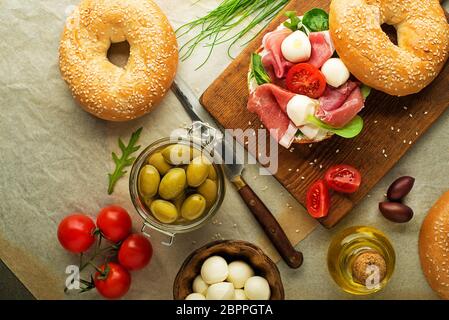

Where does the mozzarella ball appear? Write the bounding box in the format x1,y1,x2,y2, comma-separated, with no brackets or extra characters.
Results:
206,282,235,300
244,276,271,300
226,261,254,289
234,289,248,300
185,293,206,300
192,275,209,295
286,95,318,127
201,256,229,284
321,58,350,88
281,30,311,63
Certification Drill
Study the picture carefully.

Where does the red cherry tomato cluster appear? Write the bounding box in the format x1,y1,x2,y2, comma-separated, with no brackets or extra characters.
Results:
306,165,362,219
57,205,153,299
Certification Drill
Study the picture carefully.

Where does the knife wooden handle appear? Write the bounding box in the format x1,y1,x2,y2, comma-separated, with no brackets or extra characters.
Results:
233,176,303,269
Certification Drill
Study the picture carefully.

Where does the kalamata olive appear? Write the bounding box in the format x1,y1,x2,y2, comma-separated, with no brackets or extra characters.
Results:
379,201,413,223
387,176,415,201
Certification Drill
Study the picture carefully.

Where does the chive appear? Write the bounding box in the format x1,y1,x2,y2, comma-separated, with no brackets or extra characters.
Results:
177,0,289,69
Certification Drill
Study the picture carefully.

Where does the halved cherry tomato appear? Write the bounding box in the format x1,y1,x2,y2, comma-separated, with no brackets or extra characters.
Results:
118,234,153,271
57,214,96,253
306,179,330,218
94,262,131,299
286,63,326,98
325,165,362,194
96,205,132,243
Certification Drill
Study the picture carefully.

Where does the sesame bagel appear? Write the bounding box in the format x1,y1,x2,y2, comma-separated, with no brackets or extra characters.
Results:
419,190,449,300
59,0,178,121
330,0,449,96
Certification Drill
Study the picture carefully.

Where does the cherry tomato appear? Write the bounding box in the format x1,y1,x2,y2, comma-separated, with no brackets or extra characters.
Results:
306,179,330,218
57,214,96,253
118,234,153,271
96,205,132,243
286,63,326,98
325,165,362,194
94,262,131,299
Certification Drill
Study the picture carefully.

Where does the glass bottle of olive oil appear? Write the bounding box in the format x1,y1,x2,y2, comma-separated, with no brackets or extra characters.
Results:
327,226,395,295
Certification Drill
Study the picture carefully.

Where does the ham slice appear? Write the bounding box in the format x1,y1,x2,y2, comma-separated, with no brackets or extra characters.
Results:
316,82,364,128
308,31,335,68
261,29,294,79
247,84,297,148
319,81,359,111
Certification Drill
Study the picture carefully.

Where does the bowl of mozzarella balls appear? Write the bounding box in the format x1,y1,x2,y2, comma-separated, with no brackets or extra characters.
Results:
173,240,284,300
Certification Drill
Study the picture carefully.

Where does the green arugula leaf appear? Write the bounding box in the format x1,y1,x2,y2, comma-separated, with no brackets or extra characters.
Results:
107,127,143,194
361,84,372,99
283,11,301,31
251,53,271,85
302,8,329,32
307,115,364,139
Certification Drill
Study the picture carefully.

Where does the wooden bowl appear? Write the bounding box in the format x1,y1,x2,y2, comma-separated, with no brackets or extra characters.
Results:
173,240,285,300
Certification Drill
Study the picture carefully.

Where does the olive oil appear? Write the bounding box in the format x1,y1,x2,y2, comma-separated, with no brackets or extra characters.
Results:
327,226,395,295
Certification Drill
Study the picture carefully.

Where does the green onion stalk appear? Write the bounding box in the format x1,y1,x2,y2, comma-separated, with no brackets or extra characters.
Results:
176,0,289,69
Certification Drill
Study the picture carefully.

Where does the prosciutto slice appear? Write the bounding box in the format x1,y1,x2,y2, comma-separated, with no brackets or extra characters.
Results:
261,29,294,79
316,82,364,128
308,31,335,68
247,84,297,148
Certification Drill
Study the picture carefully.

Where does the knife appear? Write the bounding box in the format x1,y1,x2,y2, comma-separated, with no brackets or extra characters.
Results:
172,77,303,269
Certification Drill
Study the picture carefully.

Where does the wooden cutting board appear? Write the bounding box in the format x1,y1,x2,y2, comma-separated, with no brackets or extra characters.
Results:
200,0,449,228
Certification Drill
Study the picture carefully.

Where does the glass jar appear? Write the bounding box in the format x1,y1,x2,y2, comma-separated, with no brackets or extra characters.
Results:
129,122,225,246
327,226,395,295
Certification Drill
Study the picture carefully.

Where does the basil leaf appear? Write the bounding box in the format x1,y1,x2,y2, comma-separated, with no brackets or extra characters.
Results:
361,84,372,99
306,115,364,139
302,8,329,32
283,11,301,32
251,53,271,85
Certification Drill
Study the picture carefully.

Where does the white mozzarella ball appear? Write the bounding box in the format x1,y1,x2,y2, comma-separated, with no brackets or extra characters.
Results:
299,124,327,140
286,95,318,126
227,261,255,289
321,58,350,88
206,282,235,300
281,31,311,63
244,276,271,300
234,289,248,300
201,256,229,285
192,275,209,295
185,293,206,300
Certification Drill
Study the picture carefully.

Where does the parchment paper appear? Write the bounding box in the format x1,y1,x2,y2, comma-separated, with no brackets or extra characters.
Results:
0,0,447,300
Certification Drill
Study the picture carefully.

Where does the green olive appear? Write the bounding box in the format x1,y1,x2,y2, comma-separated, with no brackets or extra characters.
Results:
147,152,172,175
144,197,154,209
138,165,160,198
173,192,186,212
208,165,217,180
158,168,187,200
197,179,218,208
181,194,207,221
186,156,211,187
161,144,200,165
150,200,178,224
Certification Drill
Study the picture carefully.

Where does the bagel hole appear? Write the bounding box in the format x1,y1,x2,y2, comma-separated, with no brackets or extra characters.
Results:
381,24,398,46
107,41,130,68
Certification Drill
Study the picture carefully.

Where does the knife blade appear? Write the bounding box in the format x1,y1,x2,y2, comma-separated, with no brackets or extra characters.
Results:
172,77,303,269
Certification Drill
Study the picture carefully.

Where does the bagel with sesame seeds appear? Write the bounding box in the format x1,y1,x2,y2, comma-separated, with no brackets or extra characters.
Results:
59,0,178,121
329,0,449,96
419,190,449,300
